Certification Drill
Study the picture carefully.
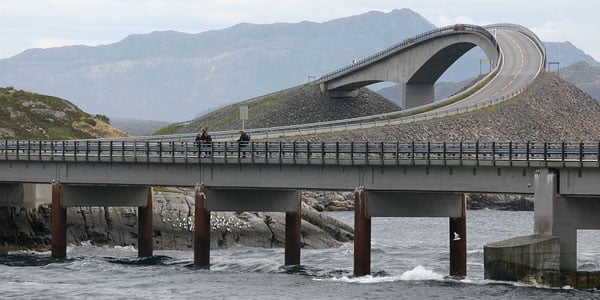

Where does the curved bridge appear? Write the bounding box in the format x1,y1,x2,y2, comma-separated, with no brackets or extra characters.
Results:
318,23,544,111
319,24,500,108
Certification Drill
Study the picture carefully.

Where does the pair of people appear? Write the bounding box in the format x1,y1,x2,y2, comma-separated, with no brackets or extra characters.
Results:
195,130,212,157
196,130,251,158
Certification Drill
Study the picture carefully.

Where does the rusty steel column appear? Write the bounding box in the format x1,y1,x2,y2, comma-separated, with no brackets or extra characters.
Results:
449,193,467,277
138,187,153,257
285,199,301,265
194,185,210,269
51,182,67,259
354,188,371,276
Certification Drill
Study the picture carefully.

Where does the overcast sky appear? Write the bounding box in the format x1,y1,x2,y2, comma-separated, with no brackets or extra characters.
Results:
1,0,599,61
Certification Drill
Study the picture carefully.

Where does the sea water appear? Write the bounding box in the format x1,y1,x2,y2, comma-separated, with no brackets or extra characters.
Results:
0,210,598,299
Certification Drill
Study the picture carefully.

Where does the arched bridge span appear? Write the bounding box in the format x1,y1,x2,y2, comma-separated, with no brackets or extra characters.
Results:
319,24,501,109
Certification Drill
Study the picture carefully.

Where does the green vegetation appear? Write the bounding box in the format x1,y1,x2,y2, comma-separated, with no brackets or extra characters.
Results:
94,114,110,124
0,87,126,140
84,118,97,126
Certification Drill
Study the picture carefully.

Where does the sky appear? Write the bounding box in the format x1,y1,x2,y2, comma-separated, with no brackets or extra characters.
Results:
0,0,599,61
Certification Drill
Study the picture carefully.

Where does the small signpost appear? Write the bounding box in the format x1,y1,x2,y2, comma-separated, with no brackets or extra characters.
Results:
240,105,248,130
548,61,560,76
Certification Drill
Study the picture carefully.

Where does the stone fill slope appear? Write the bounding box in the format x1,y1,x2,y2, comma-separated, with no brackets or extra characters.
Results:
179,84,400,132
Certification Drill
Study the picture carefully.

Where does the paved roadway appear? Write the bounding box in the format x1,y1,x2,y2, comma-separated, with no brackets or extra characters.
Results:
442,29,543,111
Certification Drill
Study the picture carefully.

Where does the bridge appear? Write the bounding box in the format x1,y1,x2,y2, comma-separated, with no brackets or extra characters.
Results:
1,23,597,287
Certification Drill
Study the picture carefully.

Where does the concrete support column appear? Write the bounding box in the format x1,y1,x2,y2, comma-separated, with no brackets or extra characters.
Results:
553,196,600,272
137,187,153,257
354,189,371,276
534,168,558,235
194,185,210,269
402,83,435,109
449,193,467,277
51,182,67,259
285,200,302,265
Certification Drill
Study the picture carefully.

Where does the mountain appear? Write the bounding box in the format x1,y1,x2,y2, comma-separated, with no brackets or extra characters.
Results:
0,9,436,122
560,61,600,101
0,9,598,124
545,42,600,67
0,87,126,139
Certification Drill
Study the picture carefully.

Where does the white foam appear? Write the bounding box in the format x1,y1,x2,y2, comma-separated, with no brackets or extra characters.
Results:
315,265,445,284
399,265,445,281
317,274,402,284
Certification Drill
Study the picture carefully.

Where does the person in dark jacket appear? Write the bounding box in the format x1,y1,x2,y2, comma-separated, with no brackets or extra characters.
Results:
237,130,250,158
195,130,212,157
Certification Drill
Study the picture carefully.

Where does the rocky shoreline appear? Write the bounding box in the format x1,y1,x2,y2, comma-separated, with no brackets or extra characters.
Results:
0,188,354,253
305,191,534,212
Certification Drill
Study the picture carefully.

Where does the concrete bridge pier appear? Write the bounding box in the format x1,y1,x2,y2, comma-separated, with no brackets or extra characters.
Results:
285,200,302,265
353,189,371,276
449,194,467,277
485,168,600,287
50,184,153,259
353,189,466,277
193,186,302,269
194,185,210,269
138,187,153,257
51,182,67,259
402,83,435,109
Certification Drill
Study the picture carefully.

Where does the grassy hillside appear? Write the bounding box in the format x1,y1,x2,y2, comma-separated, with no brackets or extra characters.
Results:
0,87,127,139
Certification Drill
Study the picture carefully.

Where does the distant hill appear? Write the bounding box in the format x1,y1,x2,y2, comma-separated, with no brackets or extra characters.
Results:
545,42,600,67
110,118,170,136
0,87,126,139
0,9,597,123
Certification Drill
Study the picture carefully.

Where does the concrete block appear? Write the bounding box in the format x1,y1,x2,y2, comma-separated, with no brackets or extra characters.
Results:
484,234,560,282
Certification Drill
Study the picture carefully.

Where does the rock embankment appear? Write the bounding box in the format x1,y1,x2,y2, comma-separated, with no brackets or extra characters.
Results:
178,84,400,133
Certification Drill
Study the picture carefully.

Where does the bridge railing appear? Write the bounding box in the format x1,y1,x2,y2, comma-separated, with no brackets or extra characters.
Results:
1,140,598,168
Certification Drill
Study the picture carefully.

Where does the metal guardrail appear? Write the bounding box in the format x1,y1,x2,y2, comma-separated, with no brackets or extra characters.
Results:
1,140,598,168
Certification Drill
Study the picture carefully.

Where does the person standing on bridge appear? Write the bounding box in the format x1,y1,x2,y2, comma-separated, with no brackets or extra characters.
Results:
196,130,212,157
237,130,250,158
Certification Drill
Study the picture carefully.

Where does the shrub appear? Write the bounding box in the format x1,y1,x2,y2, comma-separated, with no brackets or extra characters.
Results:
94,114,110,124
84,118,97,126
